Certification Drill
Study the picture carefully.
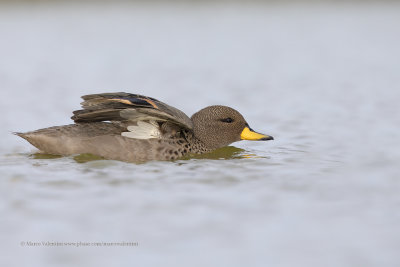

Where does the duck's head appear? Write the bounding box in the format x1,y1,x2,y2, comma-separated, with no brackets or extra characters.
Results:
191,105,273,149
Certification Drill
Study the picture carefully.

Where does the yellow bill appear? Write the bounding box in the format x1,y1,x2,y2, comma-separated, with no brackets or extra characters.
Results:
240,126,274,141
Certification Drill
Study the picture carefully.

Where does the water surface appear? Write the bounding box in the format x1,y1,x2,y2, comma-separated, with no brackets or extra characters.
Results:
1,2,400,267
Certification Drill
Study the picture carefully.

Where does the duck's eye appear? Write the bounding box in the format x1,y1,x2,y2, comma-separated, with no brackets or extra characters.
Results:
220,118,234,123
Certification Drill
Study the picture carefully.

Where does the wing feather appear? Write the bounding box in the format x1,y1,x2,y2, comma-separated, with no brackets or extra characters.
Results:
71,93,193,130
121,121,162,139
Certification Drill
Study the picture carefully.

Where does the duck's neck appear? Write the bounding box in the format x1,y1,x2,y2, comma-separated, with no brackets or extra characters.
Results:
181,130,213,154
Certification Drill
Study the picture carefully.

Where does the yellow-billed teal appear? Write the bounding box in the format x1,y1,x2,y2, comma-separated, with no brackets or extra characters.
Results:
16,93,273,162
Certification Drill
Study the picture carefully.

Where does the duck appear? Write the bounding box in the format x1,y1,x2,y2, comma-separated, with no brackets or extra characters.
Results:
16,92,273,162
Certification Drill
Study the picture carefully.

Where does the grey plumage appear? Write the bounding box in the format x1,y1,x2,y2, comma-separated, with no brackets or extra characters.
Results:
16,93,273,162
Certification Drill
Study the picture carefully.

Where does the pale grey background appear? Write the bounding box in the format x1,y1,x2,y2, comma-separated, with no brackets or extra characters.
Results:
1,1,400,267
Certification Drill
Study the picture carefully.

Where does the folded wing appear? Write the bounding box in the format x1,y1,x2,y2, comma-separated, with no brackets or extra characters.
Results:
71,92,193,130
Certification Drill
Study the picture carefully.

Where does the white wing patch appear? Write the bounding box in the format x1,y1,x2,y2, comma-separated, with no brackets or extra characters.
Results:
121,120,162,139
